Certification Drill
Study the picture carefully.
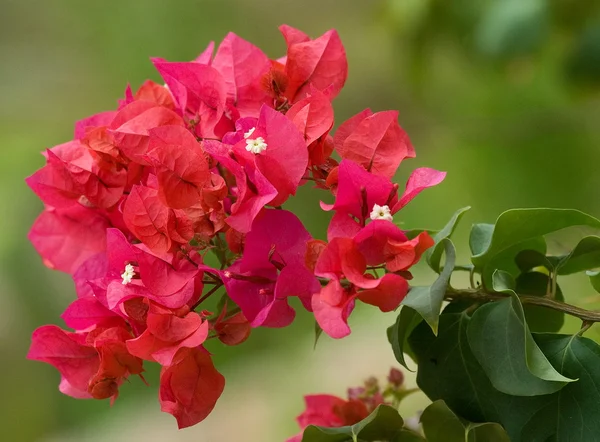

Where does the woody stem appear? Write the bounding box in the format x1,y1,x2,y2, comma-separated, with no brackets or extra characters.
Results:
444,287,600,323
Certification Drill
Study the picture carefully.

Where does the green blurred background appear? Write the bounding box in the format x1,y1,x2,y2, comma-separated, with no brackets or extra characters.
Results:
2,0,600,440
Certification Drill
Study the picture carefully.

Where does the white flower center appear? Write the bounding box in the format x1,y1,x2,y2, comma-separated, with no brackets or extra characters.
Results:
243,127,256,139
245,137,268,154
121,263,135,285
370,204,393,222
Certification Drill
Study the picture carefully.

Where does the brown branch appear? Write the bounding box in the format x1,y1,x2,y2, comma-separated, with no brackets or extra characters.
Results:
445,288,600,323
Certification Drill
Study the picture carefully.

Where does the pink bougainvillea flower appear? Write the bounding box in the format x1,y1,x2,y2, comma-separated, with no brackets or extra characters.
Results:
223,209,319,327
28,325,99,399
61,297,121,331
145,125,211,209
334,109,414,179
230,105,308,207
286,86,334,147
26,141,127,210
28,205,110,274
311,234,417,338
152,59,227,139
211,32,272,118
133,80,176,109
280,25,348,102
108,100,184,164
322,160,445,240
391,166,446,212
28,324,144,402
214,310,251,346
122,184,194,254
96,228,200,310
74,111,116,140
159,348,225,429
127,302,209,366
203,140,277,233
286,394,369,442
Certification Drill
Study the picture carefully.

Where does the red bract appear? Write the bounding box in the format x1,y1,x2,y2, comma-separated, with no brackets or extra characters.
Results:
212,32,272,117
223,209,319,327
230,105,308,206
123,184,195,255
286,394,369,442
159,348,225,429
26,141,127,209
126,302,209,366
214,311,251,346
28,324,144,402
146,125,210,209
108,100,184,164
312,232,422,338
323,160,445,240
203,139,277,233
280,25,348,102
29,206,109,274
152,60,227,138
286,86,334,147
334,110,414,179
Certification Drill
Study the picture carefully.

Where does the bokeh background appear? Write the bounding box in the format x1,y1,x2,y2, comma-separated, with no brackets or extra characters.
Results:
1,0,600,440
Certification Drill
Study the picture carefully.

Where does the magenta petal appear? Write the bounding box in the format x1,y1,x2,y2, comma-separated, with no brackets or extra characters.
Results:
332,160,394,219
61,298,118,330
311,292,355,339
253,106,308,206
73,253,108,299
275,265,320,306
212,32,271,118
28,206,109,275
152,321,210,366
138,252,199,297
28,325,99,395
241,209,312,270
354,220,407,265
393,167,446,212
326,212,362,241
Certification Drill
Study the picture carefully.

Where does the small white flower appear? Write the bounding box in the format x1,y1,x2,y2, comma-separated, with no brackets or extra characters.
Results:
243,127,256,139
121,263,135,285
370,204,393,222
245,137,268,154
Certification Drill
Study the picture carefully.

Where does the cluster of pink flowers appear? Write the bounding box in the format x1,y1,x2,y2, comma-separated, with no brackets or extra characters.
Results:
287,369,408,441
26,25,444,428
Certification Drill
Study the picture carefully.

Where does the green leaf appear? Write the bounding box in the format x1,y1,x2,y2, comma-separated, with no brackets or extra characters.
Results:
427,206,471,273
518,272,565,332
392,429,426,442
491,269,516,291
557,235,600,275
409,311,600,441
587,270,600,293
403,228,439,240
301,405,404,442
515,249,554,273
466,271,574,396
420,400,465,442
469,223,494,256
480,237,547,289
420,400,511,442
471,208,600,270
466,423,511,442
403,239,456,334
388,306,423,370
